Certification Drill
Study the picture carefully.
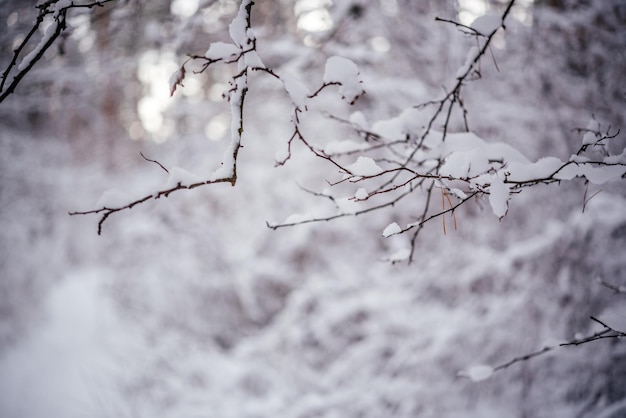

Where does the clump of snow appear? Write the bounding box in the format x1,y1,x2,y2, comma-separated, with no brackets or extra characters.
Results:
96,189,132,209
470,15,502,36
382,222,401,237
169,67,185,97
449,187,467,200
323,56,364,104
228,0,252,47
345,156,382,177
582,131,597,146
371,108,425,140
281,73,310,108
582,119,598,146
458,364,494,382
439,132,529,178
205,42,240,60
506,157,563,182
603,150,626,164
349,111,368,130
244,50,264,68
164,166,203,189
55,0,73,8
555,164,626,185
336,197,360,214
488,174,510,219
354,188,368,200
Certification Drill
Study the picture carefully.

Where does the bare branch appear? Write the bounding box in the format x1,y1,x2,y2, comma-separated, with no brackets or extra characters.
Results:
0,0,118,103
140,152,169,174
69,175,236,235
492,315,625,373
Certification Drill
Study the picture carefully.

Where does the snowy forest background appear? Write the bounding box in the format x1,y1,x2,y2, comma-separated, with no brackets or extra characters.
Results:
1,0,626,417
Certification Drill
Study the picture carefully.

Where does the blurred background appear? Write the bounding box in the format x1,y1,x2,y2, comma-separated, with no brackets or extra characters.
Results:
1,0,625,417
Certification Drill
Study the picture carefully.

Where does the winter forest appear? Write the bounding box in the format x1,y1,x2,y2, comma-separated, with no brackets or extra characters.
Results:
1,0,626,416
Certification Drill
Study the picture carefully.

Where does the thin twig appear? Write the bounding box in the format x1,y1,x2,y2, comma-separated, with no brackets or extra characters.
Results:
140,152,169,174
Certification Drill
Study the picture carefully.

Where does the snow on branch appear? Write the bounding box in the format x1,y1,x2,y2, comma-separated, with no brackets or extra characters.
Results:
70,0,273,234
0,0,118,103
265,0,626,263
68,0,626,248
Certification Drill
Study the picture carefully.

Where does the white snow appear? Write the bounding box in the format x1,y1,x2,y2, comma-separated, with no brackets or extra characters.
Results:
281,73,310,108
459,364,494,382
164,166,203,189
349,111,368,130
335,196,360,214
284,213,311,224
244,50,264,68
354,188,368,200
555,163,626,184
96,189,132,208
582,118,598,146
388,247,411,263
56,0,73,9
488,174,510,219
456,46,478,79
506,157,563,182
382,222,401,237
470,15,502,36
345,156,382,177
582,131,596,146
4,3,626,418
228,0,252,47
205,42,240,60
323,56,364,103
168,67,185,96
371,108,426,140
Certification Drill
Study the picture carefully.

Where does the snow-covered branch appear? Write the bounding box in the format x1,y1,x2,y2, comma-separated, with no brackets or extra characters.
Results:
66,0,625,257
70,0,267,234
265,0,626,262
